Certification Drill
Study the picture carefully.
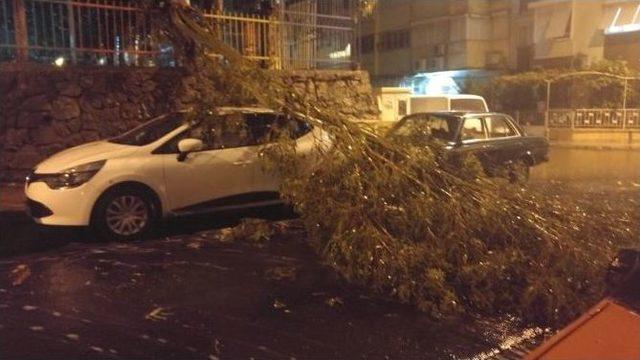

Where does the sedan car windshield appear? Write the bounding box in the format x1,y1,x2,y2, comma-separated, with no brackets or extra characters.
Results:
110,114,184,146
388,114,460,143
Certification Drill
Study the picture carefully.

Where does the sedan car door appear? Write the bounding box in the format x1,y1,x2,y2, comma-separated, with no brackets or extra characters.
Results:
455,116,492,166
160,113,260,213
483,114,524,167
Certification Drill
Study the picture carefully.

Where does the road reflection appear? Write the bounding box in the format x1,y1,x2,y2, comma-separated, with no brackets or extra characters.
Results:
531,148,640,185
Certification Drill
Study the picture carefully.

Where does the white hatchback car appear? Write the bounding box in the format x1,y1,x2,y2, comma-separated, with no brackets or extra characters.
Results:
25,107,329,240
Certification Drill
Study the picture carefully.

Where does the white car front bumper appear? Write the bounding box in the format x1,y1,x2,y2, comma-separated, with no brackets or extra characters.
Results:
25,181,99,226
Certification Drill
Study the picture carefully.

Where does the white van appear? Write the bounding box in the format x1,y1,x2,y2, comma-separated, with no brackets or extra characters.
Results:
409,94,488,113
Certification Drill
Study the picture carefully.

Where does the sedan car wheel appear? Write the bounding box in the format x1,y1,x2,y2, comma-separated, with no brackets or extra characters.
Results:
508,160,530,184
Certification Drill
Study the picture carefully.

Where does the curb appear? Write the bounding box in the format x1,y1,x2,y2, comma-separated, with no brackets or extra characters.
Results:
549,143,640,151
0,184,25,212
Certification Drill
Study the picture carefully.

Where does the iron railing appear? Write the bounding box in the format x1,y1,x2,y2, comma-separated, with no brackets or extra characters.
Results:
549,109,640,129
203,9,354,70
0,0,355,69
1,0,158,65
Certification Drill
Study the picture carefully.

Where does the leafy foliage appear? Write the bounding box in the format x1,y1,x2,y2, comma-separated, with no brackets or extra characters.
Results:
465,60,640,112
146,3,636,326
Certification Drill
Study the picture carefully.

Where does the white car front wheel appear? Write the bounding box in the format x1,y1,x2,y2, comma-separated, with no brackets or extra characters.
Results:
92,187,157,241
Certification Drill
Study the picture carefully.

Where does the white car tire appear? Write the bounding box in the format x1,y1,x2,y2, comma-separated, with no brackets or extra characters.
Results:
91,186,158,241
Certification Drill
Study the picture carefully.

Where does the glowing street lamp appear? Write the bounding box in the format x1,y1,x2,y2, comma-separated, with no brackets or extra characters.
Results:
53,57,65,67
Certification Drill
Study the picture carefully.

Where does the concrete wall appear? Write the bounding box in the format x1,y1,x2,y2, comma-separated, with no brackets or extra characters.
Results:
0,66,378,181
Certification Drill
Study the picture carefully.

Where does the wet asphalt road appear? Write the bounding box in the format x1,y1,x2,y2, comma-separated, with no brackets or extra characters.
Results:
0,147,638,359
530,147,640,186
0,213,502,359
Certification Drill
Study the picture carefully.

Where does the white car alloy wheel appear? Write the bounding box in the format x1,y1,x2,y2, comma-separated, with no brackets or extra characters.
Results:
105,195,149,236
92,187,157,241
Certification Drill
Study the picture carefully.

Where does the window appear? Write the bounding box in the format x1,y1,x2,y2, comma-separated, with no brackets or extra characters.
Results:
110,114,183,146
274,114,313,139
154,113,255,153
213,113,253,148
376,29,410,52
486,116,517,138
535,4,571,41
398,100,407,116
450,98,487,112
246,113,312,143
154,112,312,153
391,114,459,143
460,117,486,141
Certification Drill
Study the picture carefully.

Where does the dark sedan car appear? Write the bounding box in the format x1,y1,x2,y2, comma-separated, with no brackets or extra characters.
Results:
387,112,549,183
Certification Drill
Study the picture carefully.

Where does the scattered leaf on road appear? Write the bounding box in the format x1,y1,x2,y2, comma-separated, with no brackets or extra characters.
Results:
10,264,31,286
144,306,172,321
273,299,287,310
325,297,344,307
264,266,297,281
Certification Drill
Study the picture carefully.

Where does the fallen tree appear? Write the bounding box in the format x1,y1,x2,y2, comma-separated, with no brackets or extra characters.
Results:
145,2,636,326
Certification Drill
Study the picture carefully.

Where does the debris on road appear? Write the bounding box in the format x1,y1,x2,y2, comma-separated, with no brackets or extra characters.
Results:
264,265,298,281
325,296,344,308
145,306,173,321
9,264,31,286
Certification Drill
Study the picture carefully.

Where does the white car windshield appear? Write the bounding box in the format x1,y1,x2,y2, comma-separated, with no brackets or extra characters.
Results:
110,114,184,146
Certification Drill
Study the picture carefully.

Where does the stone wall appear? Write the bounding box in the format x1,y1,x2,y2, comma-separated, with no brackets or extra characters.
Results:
0,66,378,181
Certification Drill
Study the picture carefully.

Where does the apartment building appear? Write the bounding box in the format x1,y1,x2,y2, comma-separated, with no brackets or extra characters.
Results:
357,0,534,87
359,0,640,91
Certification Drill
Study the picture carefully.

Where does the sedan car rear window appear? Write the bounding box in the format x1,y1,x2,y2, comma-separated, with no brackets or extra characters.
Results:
390,114,459,143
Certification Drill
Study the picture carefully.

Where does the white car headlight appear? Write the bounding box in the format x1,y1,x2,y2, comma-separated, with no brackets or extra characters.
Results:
37,160,106,189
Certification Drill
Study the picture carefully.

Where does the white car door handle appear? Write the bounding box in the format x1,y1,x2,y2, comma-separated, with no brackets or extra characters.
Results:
233,160,252,166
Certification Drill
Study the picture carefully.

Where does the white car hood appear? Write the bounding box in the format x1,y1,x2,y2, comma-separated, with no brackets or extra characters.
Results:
35,140,138,173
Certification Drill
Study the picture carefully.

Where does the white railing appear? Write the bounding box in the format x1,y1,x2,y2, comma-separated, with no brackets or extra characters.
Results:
549,109,640,129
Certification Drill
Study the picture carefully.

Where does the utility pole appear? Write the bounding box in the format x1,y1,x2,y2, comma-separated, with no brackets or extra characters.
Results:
545,79,551,140
622,78,628,130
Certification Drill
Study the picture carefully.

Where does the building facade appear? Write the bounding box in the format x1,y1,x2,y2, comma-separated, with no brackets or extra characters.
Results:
531,0,640,70
358,0,640,89
357,0,534,87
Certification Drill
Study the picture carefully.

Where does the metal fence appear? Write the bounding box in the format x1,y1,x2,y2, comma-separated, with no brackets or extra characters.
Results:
549,109,640,129
203,10,353,69
1,0,158,66
0,0,355,69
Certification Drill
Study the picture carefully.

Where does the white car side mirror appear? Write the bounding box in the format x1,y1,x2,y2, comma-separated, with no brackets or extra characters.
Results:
177,138,203,162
